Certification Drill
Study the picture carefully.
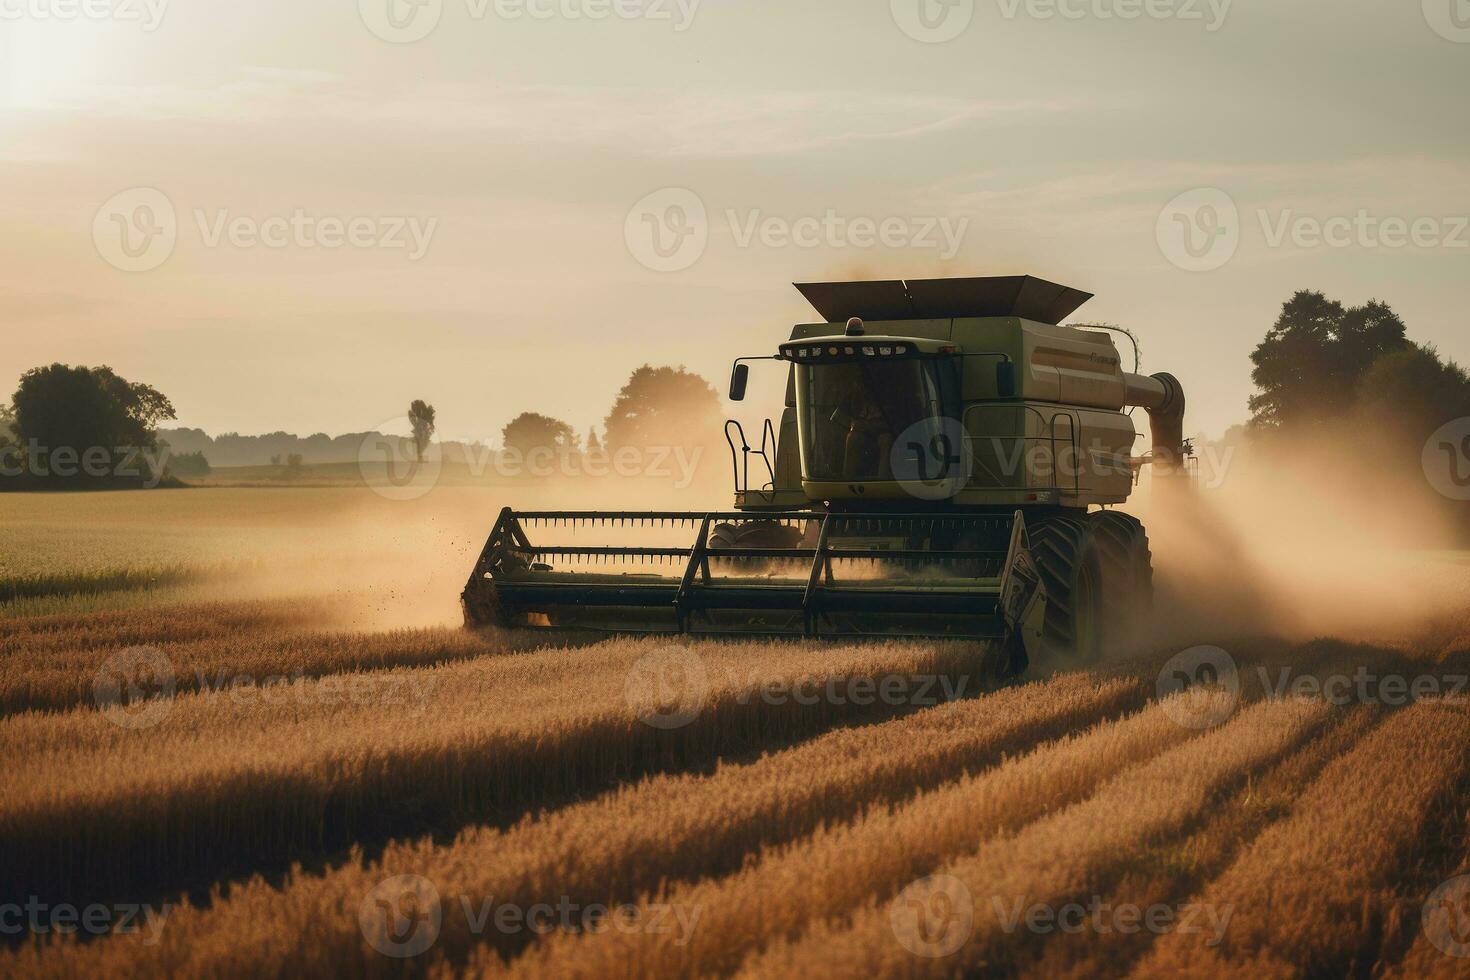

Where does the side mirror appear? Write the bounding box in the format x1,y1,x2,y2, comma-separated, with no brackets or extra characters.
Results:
729,363,750,402
996,361,1017,398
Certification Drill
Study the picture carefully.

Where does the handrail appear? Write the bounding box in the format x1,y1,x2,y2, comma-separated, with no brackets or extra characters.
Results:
759,419,777,490
724,418,777,495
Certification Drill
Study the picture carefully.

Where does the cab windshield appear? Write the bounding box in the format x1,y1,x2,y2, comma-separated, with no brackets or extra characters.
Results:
800,358,954,482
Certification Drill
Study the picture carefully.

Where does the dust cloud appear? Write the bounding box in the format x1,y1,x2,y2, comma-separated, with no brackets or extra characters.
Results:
1133,431,1469,660
187,417,1466,662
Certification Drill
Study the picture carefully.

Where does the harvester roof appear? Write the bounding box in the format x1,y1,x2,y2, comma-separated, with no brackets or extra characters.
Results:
793,275,1093,327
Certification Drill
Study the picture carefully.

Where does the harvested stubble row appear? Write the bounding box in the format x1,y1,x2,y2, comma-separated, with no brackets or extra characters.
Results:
494,695,1199,979
0,616,566,716
739,695,1331,978
1133,698,1470,978
1019,704,1385,980
0,564,224,604
0,598,331,648
1387,810,1470,979
0,637,981,916
3,672,1146,979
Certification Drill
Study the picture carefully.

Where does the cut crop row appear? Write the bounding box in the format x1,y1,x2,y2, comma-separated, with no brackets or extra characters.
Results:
0,637,985,917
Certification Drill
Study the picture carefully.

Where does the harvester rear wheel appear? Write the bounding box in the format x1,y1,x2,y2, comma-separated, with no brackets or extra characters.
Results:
1029,516,1105,669
1089,511,1154,647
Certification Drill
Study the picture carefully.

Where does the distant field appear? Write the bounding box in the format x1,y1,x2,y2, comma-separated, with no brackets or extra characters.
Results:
4,489,1470,978
0,486,496,621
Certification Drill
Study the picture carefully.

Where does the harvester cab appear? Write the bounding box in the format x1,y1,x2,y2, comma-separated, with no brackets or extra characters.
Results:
463,276,1187,676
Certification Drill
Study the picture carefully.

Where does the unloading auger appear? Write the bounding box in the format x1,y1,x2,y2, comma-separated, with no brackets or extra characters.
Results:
463,276,1188,676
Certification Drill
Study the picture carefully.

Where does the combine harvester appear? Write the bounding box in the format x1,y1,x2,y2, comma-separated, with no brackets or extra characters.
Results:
464,276,1188,676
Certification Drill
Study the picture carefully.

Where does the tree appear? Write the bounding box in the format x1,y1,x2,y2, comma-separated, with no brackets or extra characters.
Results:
271,453,305,480
167,450,212,478
602,365,720,451
408,400,436,463
1249,291,1408,431
501,413,577,457
1353,343,1470,439
586,428,603,454
9,364,176,483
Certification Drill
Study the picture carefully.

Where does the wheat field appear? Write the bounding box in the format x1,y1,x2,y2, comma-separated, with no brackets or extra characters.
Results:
4,489,1470,978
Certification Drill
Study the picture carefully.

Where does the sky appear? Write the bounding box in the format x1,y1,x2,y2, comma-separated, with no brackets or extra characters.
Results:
1,0,1467,446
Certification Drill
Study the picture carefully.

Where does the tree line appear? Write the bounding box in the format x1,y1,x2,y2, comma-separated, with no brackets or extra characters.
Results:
4,299,1464,501
0,363,721,486
1239,289,1470,541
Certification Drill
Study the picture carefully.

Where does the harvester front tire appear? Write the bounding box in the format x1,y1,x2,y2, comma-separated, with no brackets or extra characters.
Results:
708,521,806,572
709,521,804,551
1028,516,1105,670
